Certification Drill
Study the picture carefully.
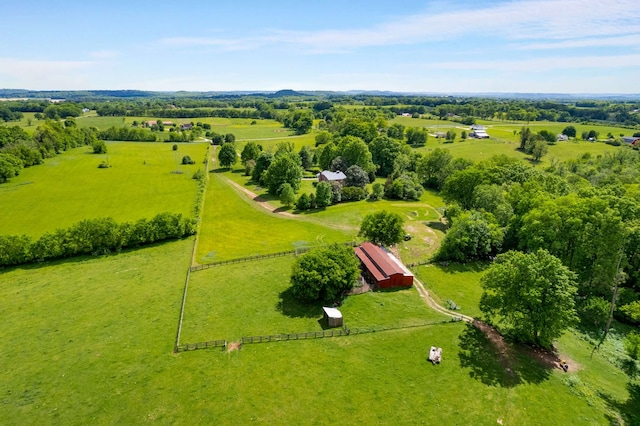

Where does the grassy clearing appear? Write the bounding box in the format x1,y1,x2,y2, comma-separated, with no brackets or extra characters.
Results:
415,259,640,423
182,256,449,343
222,168,445,264
0,142,207,237
195,172,352,263
415,262,489,318
0,241,616,425
124,117,292,140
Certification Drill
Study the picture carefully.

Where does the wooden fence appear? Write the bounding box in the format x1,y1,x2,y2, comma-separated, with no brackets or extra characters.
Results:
190,241,357,271
241,327,351,344
175,319,464,353
175,339,227,352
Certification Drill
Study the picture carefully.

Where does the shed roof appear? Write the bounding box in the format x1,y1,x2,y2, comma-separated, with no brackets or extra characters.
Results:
354,242,413,281
322,307,342,319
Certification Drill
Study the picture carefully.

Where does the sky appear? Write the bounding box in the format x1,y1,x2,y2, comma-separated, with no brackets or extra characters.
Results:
1,0,639,93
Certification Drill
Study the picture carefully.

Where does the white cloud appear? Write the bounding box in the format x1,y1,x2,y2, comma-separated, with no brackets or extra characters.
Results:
0,58,95,89
159,0,640,52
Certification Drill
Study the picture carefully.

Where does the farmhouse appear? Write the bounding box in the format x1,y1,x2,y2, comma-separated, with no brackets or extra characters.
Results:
557,134,569,141
434,132,446,138
180,123,193,130
354,242,414,289
622,136,640,146
317,170,346,184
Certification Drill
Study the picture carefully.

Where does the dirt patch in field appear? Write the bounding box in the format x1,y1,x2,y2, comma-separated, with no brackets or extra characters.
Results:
472,319,580,374
227,341,242,353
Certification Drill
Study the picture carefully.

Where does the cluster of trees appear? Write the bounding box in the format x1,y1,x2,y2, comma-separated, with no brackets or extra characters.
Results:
0,121,99,182
0,105,24,122
99,126,158,142
288,211,405,305
427,147,640,335
0,212,196,267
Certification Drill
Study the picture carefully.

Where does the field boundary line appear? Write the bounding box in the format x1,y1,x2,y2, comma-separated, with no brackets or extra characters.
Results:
175,319,462,352
190,241,357,271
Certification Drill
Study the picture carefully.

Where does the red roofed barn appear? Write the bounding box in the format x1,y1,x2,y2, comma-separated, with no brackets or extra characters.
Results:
354,242,414,289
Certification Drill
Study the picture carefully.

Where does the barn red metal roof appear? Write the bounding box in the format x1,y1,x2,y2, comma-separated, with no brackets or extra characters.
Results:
354,242,407,281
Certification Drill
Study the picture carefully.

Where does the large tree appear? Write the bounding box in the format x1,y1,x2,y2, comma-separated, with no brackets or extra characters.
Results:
369,135,403,177
217,142,237,168
437,210,503,262
359,210,405,246
480,249,578,349
290,244,360,303
0,153,23,183
416,148,453,190
315,181,333,208
263,153,303,194
241,141,261,165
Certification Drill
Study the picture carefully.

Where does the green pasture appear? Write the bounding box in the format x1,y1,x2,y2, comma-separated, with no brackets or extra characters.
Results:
0,142,207,237
123,116,292,140
415,260,639,423
76,114,127,129
220,167,445,264
195,172,353,263
1,111,639,424
416,262,490,319
3,239,636,423
182,256,448,343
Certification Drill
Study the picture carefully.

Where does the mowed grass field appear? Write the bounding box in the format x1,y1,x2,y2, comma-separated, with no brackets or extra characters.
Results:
2,114,639,424
182,256,448,343
195,172,353,263
0,142,207,237
2,238,633,424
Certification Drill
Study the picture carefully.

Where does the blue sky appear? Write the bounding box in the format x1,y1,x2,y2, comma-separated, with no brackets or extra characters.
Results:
1,0,639,93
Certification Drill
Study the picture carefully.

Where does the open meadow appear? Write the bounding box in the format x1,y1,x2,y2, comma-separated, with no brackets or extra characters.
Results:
1,112,639,424
0,142,207,237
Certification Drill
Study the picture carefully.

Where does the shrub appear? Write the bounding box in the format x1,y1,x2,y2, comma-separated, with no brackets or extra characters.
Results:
192,169,205,180
172,144,178,151
182,155,195,165
341,186,367,201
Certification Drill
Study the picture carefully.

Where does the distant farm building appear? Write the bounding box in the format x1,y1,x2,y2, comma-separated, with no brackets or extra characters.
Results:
354,242,414,289
322,307,343,328
469,125,489,138
180,123,193,130
557,134,569,141
162,121,173,126
622,136,640,146
317,170,346,184
434,132,446,139
401,112,412,117
470,129,489,138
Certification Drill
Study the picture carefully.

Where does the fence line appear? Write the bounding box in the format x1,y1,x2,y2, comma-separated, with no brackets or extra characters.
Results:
175,339,227,352
176,318,463,352
190,241,357,271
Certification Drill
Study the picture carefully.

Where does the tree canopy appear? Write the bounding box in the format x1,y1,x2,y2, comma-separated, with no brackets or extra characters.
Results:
218,143,238,168
359,210,405,246
290,244,360,303
480,249,578,349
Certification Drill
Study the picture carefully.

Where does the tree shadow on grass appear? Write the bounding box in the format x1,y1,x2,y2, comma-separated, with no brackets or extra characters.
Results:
457,322,554,388
602,382,640,425
276,288,323,319
426,221,448,233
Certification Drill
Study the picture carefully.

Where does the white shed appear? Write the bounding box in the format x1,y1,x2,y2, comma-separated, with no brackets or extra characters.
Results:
322,307,343,327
